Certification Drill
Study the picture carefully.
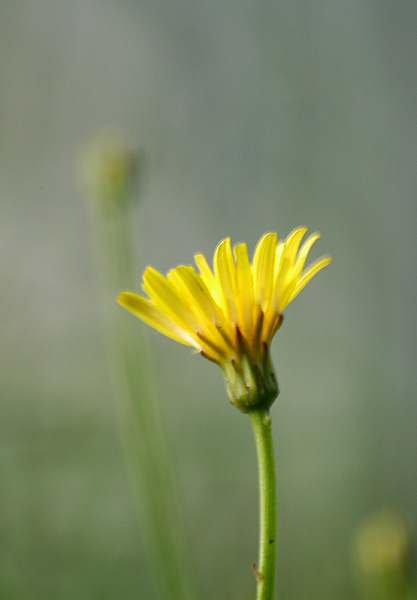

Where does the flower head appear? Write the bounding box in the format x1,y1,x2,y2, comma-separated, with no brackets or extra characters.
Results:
118,228,331,412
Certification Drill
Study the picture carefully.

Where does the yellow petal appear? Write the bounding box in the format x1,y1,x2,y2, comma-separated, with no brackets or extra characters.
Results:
286,255,332,307
142,266,200,335
252,232,277,311
118,228,331,364
234,242,254,338
167,265,234,353
284,227,308,263
194,252,222,306
117,292,197,347
273,228,307,311
213,238,238,323
292,232,321,278
273,241,285,282
278,232,320,310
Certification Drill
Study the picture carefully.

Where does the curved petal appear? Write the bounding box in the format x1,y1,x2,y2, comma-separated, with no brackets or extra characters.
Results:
284,227,308,263
273,241,285,282
273,228,307,311
167,265,234,353
117,292,197,347
286,255,332,307
142,266,201,336
234,242,254,339
213,238,238,323
194,252,222,306
292,232,321,279
278,232,321,310
252,232,277,312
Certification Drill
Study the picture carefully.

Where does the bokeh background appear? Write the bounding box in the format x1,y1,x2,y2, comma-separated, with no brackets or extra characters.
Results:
1,1,417,599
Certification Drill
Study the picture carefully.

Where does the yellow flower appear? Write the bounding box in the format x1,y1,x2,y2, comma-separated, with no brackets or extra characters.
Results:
118,228,331,412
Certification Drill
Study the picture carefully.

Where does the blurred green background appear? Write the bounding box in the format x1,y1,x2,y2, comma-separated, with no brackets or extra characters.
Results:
1,1,416,599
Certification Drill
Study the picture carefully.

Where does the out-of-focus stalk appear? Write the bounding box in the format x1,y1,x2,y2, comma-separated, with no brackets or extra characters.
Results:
80,131,195,600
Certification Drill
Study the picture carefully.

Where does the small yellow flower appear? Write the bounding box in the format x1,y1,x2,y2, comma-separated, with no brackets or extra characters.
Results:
118,228,331,412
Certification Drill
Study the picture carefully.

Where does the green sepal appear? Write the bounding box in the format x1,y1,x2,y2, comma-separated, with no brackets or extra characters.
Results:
221,343,279,413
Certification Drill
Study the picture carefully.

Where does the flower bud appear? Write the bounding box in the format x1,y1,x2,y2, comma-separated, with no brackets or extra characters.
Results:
353,510,415,600
80,129,139,210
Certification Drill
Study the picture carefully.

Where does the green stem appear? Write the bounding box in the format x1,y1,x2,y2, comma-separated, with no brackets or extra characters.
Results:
97,207,196,600
249,409,277,600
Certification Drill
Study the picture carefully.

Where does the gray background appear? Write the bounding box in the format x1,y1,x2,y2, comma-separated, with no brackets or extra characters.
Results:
1,1,416,598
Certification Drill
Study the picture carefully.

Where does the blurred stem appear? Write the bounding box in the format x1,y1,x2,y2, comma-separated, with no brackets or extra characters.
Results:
85,148,195,600
249,409,277,600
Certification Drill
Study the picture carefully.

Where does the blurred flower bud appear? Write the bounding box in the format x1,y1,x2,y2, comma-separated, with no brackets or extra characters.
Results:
80,129,139,210
353,510,415,600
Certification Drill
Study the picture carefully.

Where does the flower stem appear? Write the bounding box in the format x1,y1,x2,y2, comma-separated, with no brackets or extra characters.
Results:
81,136,196,599
249,409,277,600
96,207,196,600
